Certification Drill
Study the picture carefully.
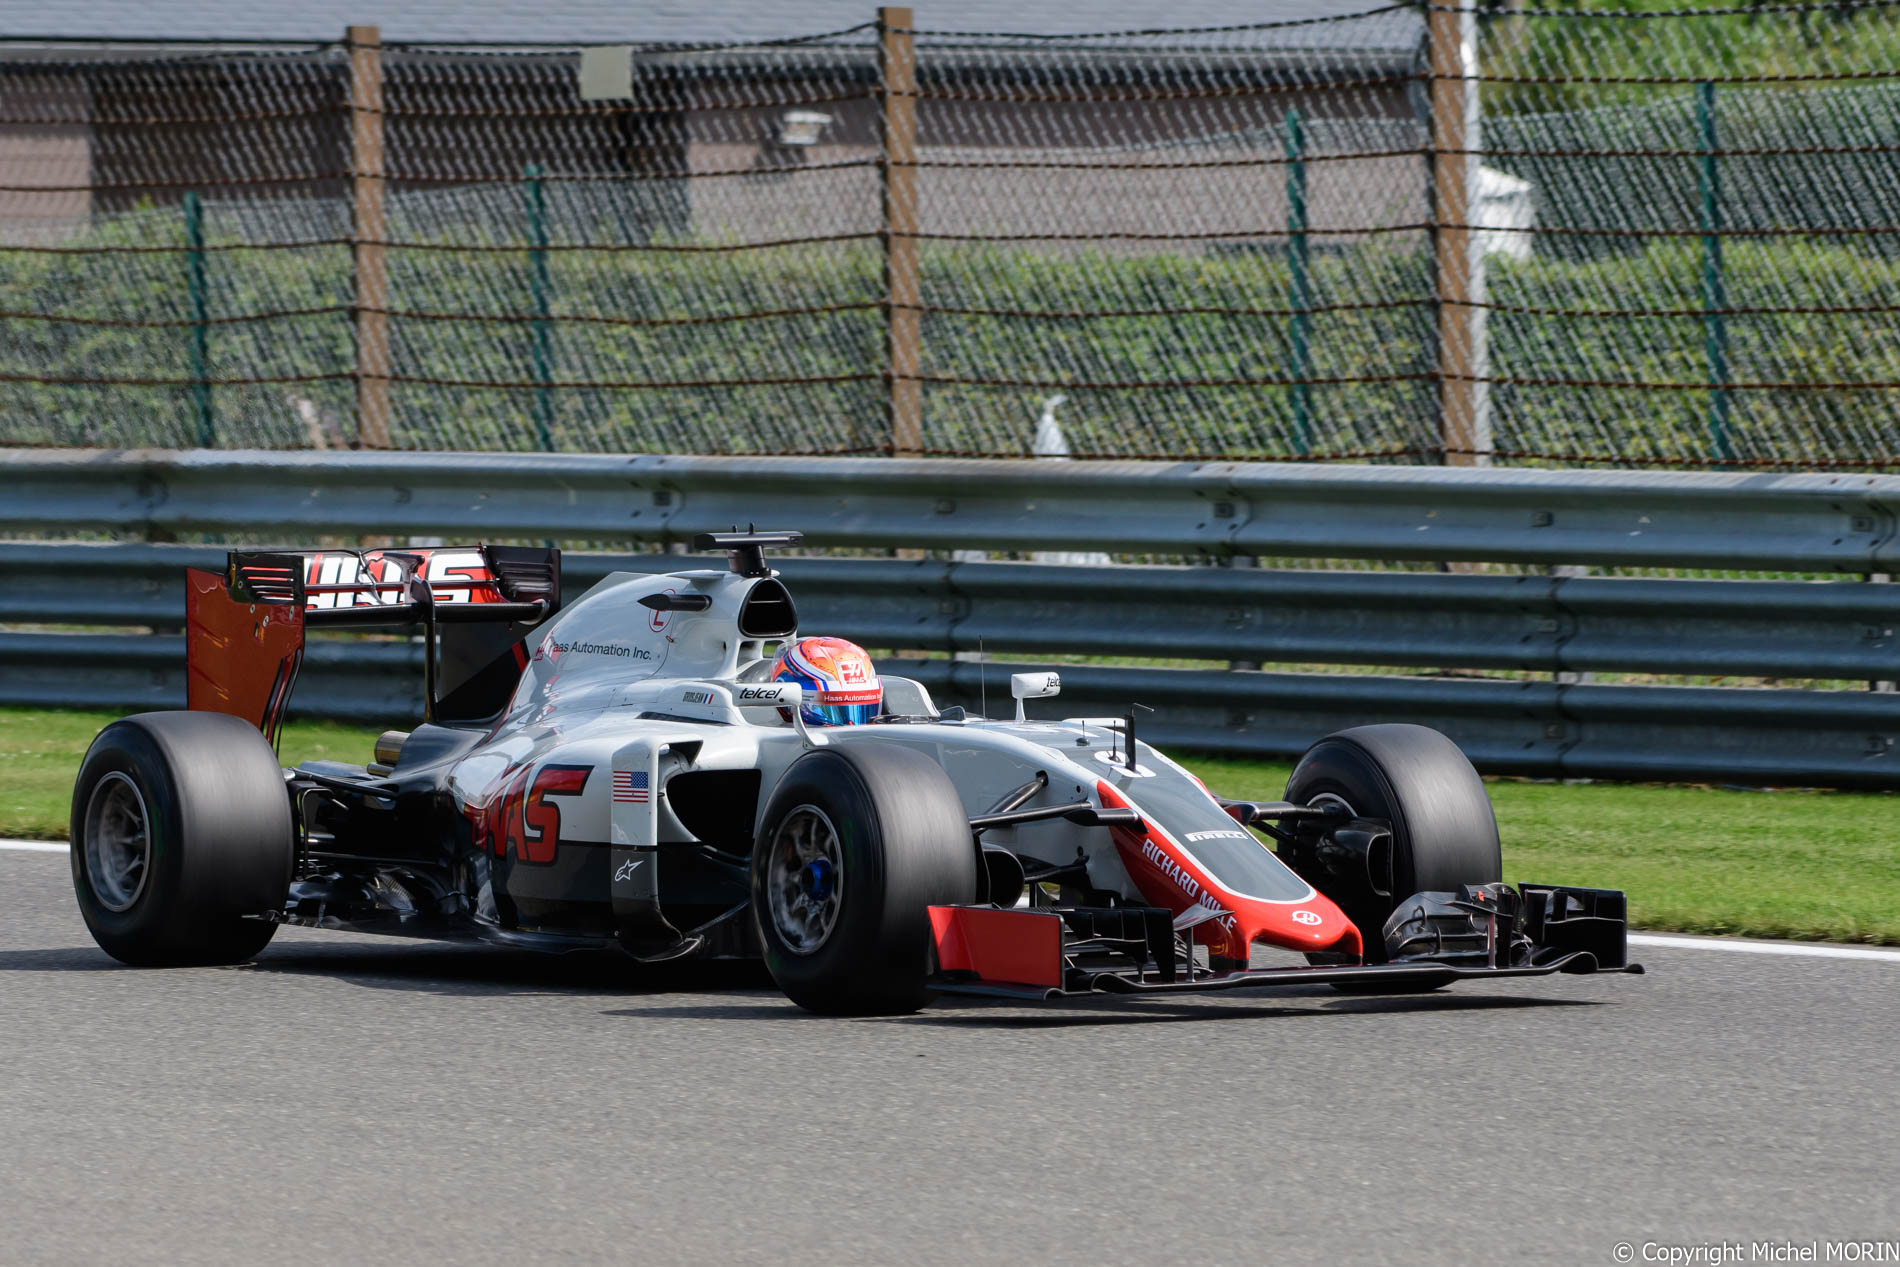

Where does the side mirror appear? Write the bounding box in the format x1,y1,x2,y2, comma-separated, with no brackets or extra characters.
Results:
1010,671,1062,722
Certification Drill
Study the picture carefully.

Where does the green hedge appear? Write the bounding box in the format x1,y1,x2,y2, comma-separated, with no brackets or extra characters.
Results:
4,207,1898,465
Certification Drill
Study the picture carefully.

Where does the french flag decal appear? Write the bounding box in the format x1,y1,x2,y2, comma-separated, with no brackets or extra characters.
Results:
613,770,650,804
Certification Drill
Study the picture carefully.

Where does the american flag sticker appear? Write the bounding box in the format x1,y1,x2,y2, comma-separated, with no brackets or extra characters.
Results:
613,769,650,804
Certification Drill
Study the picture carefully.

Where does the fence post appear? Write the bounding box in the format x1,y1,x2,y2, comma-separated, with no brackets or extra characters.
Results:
1697,80,1733,463
348,24,392,449
1428,0,1489,466
182,191,214,448
1285,107,1313,455
878,6,922,456
524,162,555,452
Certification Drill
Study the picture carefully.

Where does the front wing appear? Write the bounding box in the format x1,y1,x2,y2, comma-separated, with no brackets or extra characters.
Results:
927,884,1644,1001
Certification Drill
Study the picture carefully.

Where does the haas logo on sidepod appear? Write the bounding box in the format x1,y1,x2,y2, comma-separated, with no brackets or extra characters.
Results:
464,764,591,865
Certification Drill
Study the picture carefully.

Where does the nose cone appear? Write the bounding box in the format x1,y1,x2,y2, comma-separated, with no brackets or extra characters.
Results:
1242,889,1363,960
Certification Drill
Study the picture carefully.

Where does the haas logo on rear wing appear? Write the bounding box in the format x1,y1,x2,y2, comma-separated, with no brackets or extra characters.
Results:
299,549,498,610
227,546,557,616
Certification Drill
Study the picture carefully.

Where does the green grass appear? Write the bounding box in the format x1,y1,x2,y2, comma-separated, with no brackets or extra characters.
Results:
0,708,380,842
6,709,1896,945
1181,759,1900,947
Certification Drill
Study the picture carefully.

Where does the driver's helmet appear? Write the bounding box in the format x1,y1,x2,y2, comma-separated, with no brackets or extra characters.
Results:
769,636,882,727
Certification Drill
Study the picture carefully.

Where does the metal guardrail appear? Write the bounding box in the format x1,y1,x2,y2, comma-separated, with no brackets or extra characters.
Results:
4,447,1900,570
2,538,1896,787
9,544,1900,681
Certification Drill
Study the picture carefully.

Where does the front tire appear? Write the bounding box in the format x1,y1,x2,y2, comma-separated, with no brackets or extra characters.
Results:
751,744,977,1015
1285,723,1501,973
70,712,294,967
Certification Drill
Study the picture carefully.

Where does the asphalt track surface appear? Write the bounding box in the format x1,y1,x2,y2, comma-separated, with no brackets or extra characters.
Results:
3,846,1896,1266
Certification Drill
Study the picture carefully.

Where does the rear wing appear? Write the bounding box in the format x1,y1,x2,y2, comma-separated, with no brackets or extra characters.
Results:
186,545,561,742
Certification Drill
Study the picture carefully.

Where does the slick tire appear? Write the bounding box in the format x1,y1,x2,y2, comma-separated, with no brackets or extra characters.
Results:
70,711,294,967
1284,724,1501,982
751,744,978,1016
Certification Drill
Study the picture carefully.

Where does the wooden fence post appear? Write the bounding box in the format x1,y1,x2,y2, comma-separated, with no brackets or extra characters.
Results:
348,24,392,449
1429,0,1489,466
878,7,922,456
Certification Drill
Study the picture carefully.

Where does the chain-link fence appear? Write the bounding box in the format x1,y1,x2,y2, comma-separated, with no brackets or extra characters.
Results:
2,3,1899,467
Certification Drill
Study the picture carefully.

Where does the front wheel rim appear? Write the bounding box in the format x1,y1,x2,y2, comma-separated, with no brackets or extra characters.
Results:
766,805,845,955
84,771,152,913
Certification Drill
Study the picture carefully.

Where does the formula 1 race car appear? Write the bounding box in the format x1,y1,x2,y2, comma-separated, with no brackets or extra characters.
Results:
69,531,1640,1013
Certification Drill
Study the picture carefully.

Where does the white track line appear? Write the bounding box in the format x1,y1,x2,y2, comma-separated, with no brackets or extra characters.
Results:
3,838,1896,963
1630,932,1900,963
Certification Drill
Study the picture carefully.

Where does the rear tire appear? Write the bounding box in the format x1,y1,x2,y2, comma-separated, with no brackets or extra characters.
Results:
70,712,294,967
1284,724,1500,981
751,744,977,1015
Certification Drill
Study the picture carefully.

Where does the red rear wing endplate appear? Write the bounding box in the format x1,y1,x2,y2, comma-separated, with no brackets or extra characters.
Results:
185,568,305,745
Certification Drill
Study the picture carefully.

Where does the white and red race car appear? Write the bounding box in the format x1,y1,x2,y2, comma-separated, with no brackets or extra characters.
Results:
69,531,1638,1013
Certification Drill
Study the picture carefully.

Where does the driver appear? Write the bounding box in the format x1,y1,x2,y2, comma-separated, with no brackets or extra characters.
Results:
769,636,883,726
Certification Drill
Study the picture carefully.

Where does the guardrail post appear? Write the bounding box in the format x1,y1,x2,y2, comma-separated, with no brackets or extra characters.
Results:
182,191,214,448
1869,571,1895,694
1285,108,1313,456
1697,80,1733,463
348,24,392,449
1429,0,1489,466
878,7,922,456
524,162,555,452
